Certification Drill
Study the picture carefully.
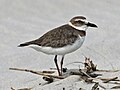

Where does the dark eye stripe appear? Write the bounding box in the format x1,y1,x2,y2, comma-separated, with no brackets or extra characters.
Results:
75,21,84,24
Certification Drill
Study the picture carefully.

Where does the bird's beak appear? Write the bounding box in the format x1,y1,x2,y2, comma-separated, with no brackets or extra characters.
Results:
87,22,98,28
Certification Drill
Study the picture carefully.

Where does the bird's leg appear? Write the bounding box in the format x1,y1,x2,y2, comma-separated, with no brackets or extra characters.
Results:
54,55,61,76
60,55,64,76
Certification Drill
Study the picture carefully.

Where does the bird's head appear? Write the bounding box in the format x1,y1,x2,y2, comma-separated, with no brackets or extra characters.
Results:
69,16,98,31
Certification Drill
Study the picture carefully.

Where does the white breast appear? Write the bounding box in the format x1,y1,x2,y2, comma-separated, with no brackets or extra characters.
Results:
29,35,85,55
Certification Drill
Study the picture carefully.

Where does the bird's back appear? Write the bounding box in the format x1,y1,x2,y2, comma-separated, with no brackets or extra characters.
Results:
18,24,81,48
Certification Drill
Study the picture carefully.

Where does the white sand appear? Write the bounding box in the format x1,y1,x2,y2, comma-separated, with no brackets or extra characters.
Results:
0,0,120,89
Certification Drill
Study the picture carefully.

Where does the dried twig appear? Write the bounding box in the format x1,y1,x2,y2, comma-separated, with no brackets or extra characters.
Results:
111,85,120,89
42,70,55,74
91,82,99,90
98,84,106,90
70,69,93,83
108,82,120,85
96,69,119,72
9,68,64,79
89,77,120,84
11,87,32,90
79,69,91,78
103,77,118,83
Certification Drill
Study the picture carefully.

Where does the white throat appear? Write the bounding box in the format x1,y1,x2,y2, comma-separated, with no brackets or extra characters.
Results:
68,22,88,31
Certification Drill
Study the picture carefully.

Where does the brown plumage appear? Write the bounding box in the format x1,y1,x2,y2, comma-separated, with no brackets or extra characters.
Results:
18,24,86,48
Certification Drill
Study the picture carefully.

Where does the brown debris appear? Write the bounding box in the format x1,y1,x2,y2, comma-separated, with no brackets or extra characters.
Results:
9,68,64,79
11,87,32,90
91,83,99,90
103,77,118,83
84,57,97,73
111,85,120,89
96,69,119,72
10,57,120,90
42,70,55,74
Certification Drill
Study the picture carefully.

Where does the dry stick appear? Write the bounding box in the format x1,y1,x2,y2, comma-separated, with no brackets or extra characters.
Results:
89,77,120,83
50,68,119,72
79,69,91,78
89,77,120,88
91,82,99,90
17,88,32,90
111,85,120,89
95,77,120,82
96,69,119,72
9,68,64,79
42,70,55,74
98,84,106,90
11,87,32,90
70,69,91,78
90,81,106,90
108,82,120,85
103,77,118,83
90,77,120,89
89,80,106,89
88,79,106,89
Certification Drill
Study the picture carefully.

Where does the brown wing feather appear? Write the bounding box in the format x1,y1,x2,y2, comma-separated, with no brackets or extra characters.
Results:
19,24,83,48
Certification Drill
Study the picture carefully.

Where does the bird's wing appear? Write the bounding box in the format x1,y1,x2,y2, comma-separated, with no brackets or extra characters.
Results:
19,24,79,48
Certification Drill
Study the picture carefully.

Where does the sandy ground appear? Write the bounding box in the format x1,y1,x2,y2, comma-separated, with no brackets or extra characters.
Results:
0,0,120,90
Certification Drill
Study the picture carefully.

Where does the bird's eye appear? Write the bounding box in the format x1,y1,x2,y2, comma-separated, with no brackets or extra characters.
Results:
74,21,85,26
75,21,84,24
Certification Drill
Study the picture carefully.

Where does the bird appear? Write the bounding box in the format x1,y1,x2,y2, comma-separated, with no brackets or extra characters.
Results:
18,16,98,76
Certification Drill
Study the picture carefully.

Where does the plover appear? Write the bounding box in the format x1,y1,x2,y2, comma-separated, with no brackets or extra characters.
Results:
18,16,98,76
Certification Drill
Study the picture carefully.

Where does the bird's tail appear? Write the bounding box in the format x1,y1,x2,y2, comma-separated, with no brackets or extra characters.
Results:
18,42,30,47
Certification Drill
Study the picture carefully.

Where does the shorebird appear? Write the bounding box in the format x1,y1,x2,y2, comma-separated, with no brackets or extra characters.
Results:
18,16,98,76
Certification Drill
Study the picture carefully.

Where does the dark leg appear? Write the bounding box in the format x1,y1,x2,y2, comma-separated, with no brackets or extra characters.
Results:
60,55,64,76
54,55,61,76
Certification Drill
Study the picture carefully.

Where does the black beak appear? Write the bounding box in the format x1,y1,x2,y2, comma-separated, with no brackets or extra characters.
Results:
87,22,98,28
